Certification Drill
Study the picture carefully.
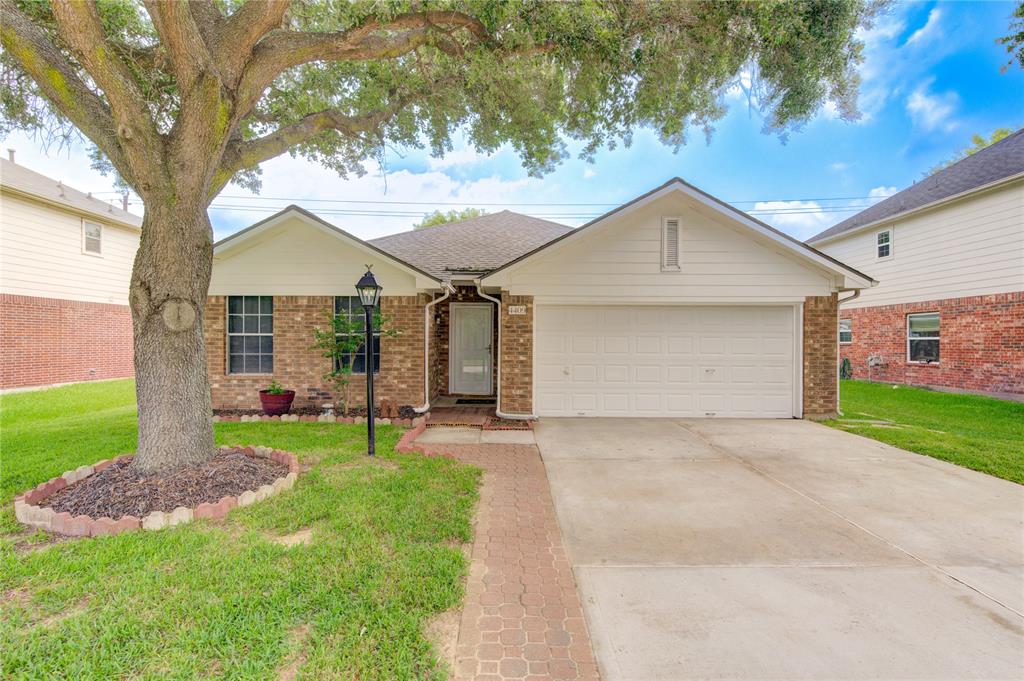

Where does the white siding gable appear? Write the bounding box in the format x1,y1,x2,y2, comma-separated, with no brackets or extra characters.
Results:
818,181,1024,308
0,193,139,304
210,214,422,296
489,193,835,303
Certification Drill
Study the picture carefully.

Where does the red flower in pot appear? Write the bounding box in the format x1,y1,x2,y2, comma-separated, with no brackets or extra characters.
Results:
259,380,295,416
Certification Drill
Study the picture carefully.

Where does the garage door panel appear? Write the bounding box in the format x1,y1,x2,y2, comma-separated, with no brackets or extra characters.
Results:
535,305,795,418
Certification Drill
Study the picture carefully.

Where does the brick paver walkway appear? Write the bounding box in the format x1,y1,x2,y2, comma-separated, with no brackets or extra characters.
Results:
418,442,600,681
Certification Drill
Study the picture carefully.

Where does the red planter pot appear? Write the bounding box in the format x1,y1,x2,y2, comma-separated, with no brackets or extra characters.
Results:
259,390,295,416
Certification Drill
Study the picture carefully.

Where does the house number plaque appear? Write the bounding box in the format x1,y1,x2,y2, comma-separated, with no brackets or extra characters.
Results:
507,305,527,315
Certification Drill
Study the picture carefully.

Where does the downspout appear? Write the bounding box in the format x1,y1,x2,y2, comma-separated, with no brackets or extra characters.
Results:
414,283,454,414
835,288,861,416
474,280,533,420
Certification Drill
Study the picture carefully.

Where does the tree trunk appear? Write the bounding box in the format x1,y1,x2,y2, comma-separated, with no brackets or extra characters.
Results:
129,200,215,474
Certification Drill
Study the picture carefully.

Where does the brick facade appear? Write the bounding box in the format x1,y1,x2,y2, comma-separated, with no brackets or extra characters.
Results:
205,295,426,410
500,293,534,416
839,292,1024,396
803,294,839,419
0,293,134,390
429,286,499,399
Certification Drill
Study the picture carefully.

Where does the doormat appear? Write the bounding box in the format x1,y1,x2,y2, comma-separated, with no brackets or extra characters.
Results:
455,398,497,405
482,417,533,431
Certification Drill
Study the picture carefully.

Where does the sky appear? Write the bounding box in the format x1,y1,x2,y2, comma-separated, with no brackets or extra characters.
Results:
3,1,1022,243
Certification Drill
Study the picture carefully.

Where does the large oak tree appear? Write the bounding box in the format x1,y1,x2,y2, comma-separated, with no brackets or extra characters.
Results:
1,0,881,473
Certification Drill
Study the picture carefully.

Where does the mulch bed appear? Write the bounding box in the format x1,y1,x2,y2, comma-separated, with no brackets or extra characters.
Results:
42,450,288,520
214,405,418,419
482,417,533,431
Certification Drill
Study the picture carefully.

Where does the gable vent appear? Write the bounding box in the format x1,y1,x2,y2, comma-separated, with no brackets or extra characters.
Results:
661,217,681,271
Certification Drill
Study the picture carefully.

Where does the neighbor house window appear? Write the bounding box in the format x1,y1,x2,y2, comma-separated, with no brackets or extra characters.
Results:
839,319,853,344
907,312,939,364
227,296,273,374
876,228,892,259
82,220,102,255
334,296,380,374
661,216,681,271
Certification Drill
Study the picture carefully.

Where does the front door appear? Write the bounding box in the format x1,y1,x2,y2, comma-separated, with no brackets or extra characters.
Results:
451,303,493,395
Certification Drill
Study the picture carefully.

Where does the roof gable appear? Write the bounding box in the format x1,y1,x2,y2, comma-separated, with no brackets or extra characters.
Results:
482,178,874,289
809,127,1024,244
214,205,441,287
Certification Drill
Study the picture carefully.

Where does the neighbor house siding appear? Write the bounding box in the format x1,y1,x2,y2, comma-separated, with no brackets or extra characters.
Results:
493,193,835,303
817,182,1024,309
839,292,1024,395
205,295,426,410
0,192,140,305
0,293,134,389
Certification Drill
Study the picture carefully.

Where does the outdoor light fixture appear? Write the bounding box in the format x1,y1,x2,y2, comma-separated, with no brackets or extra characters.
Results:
355,266,382,456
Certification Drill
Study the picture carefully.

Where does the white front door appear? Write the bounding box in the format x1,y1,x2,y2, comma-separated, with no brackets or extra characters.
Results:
451,303,494,395
535,305,797,417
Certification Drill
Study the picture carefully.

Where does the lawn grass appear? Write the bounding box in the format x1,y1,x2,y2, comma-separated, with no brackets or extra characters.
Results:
827,380,1024,484
1,380,480,679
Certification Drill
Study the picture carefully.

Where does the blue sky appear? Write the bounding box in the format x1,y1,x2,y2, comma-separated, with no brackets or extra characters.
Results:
4,1,1022,242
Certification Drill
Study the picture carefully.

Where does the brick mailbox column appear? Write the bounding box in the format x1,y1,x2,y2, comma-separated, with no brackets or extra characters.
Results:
803,293,839,419
500,293,534,417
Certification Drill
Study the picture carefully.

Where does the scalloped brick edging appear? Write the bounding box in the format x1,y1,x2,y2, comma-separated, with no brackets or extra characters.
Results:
213,414,427,427
12,446,300,537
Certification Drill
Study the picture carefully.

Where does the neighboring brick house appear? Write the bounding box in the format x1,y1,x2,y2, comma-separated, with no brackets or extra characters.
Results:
0,156,142,390
809,129,1024,398
208,178,873,419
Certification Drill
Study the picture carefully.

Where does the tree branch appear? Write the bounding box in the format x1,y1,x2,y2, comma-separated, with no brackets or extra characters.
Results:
143,0,214,91
0,0,131,180
216,0,291,86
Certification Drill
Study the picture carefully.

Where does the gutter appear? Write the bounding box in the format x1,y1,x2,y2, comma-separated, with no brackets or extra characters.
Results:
474,280,536,421
413,283,454,414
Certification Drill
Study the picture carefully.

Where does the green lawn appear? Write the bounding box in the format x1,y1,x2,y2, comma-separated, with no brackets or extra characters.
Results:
827,380,1024,484
1,380,479,680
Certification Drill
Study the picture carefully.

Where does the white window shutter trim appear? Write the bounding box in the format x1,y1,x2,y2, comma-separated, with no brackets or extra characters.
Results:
662,217,681,271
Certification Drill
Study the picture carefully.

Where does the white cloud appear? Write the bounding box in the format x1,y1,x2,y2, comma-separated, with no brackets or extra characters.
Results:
905,80,959,132
829,161,850,172
752,200,832,240
869,185,898,200
582,167,596,179
424,143,493,170
905,8,943,46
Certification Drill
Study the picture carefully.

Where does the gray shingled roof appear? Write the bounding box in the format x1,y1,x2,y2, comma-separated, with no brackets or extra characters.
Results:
0,158,142,228
808,127,1024,243
369,210,572,280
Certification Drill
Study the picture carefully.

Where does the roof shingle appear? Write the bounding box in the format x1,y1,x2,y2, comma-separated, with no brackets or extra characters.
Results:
369,210,571,280
808,127,1024,243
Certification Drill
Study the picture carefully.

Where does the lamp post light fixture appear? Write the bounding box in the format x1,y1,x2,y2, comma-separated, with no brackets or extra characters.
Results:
355,266,382,456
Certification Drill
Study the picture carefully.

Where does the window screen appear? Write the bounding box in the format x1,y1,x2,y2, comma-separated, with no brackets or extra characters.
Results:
227,296,273,374
907,312,939,363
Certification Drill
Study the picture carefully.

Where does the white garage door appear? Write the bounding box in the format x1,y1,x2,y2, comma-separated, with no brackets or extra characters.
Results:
535,305,796,418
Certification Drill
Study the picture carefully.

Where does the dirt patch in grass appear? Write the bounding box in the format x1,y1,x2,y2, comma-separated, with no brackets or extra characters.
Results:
6,528,71,555
277,624,311,681
42,449,287,520
327,457,399,473
425,607,461,677
271,528,313,547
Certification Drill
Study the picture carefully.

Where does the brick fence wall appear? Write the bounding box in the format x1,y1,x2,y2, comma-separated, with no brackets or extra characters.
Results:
500,293,534,416
803,293,839,419
205,295,426,410
839,292,1024,395
0,293,134,390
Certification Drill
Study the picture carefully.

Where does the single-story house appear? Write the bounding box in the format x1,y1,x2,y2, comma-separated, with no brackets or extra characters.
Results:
207,178,875,419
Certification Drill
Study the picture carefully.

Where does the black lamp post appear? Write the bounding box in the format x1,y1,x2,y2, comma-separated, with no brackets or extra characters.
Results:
355,266,382,456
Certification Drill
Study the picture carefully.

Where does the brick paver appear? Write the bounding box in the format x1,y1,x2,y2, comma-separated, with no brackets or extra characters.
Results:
418,442,600,681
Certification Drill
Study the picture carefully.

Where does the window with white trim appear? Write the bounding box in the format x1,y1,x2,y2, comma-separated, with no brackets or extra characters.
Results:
334,296,380,374
876,228,892,260
839,319,852,344
82,220,102,255
661,217,681,271
907,312,939,364
227,296,273,374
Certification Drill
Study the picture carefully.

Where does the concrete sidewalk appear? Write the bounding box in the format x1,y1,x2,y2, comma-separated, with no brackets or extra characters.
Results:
537,418,1024,681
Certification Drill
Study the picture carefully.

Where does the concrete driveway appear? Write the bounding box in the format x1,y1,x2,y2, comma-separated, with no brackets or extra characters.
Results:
536,418,1024,680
